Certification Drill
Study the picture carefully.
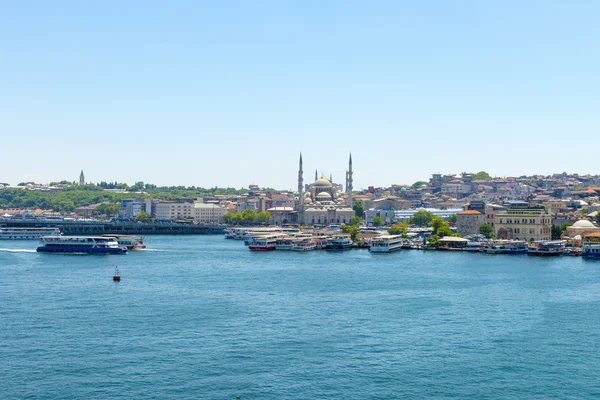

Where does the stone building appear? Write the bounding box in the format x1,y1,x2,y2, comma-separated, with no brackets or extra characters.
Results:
494,206,552,241
456,210,486,237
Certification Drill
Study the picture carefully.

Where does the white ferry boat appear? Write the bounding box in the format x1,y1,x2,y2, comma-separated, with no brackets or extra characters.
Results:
325,235,353,251
369,235,403,253
248,235,278,251
37,236,127,254
291,238,317,252
527,241,565,256
102,234,146,250
275,237,295,250
481,240,528,254
0,227,61,240
503,240,528,254
582,233,600,259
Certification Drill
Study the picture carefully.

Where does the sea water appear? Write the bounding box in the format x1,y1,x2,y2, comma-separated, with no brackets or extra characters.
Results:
1,236,600,399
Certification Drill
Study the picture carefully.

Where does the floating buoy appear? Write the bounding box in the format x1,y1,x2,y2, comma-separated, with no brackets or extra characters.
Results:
113,266,121,281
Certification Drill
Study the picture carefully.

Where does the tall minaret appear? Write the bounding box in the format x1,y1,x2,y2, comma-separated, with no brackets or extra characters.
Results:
298,153,304,224
347,153,353,207
330,173,333,183
315,169,318,181
79,170,85,186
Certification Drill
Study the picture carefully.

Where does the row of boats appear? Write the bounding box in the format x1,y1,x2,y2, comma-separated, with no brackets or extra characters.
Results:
226,227,600,258
0,227,145,254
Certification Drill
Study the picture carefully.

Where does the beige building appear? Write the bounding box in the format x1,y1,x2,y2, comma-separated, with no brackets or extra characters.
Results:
155,202,193,220
494,207,552,241
194,203,226,224
456,210,486,237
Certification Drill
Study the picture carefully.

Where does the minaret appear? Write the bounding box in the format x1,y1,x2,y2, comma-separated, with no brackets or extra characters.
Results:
79,170,85,186
298,153,304,224
330,173,333,183
347,153,353,207
315,169,318,181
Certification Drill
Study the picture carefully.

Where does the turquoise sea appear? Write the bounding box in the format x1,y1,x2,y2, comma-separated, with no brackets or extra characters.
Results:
2,235,600,399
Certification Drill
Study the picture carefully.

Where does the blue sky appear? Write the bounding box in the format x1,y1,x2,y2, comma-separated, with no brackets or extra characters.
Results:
2,1,598,189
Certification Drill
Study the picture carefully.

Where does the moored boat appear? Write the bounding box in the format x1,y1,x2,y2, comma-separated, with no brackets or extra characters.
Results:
582,233,600,259
527,240,565,256
369,235,403,253
37,236,127,254
325,235,353,251
291,238,317,251
248,235,277,251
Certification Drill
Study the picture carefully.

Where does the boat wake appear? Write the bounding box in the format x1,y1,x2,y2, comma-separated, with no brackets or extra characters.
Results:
0,248,37,253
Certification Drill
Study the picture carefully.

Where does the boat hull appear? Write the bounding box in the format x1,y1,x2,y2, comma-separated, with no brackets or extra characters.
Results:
37,246,127,254
249,245,276,251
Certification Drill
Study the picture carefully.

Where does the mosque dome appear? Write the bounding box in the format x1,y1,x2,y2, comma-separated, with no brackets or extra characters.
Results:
313,176,332,187
572,220,595,228
316,192,332,200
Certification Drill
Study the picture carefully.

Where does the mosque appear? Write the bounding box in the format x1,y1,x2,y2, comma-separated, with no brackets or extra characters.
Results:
296,153,355,225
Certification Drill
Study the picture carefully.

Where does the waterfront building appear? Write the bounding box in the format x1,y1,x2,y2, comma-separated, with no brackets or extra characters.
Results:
296,153,355,225
561,219,600,243
456,210,486,237
155,201,194,221
193,203,226,224
119,199,145,219
365,208,396,225
494,206,552,242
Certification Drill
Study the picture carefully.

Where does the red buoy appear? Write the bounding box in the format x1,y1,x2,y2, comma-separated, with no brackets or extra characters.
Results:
113,266,121,281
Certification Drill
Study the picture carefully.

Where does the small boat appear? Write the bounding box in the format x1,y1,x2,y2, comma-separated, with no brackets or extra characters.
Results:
113,266,121,281
369,235,403,253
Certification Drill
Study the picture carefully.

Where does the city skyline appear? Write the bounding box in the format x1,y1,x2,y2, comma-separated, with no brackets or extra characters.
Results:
2,1,599,188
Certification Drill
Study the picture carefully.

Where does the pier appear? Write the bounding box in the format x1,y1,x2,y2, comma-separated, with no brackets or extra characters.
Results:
0,220,225,235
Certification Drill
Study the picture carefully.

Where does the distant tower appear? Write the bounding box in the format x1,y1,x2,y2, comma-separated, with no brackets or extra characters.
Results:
347,153,353,207
298,153,304,223
315,169,318,181
330,173,333,182
79,170,85,186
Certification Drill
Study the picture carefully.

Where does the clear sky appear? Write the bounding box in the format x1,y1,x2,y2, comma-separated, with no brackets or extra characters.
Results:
2,1,599,190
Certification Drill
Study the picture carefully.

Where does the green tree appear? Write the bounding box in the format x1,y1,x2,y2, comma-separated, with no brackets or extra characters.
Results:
222,212,236,224
372,216,383,227
472,171,492,180
409,210,434,227
134,211,151,223
388,222,409,235
447,214,457,223
429,216,446,235
256,211,271,224
478,224,495,238
352,201,364,218
341,224,360,242
551,224,562,240
350,216,362,226
436,225,455,238
241,209,257,225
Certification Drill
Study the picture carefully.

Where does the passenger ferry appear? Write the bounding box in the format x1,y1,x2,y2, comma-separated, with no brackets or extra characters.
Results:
527,241,565,256
37,236,127,254
291,238,317,251
369,235,403,253
481,240,528,254
275,237,295,250
582,233,600,259
325,235,353,251
102,234,146,250
0,227,61,240
248,235,278,251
